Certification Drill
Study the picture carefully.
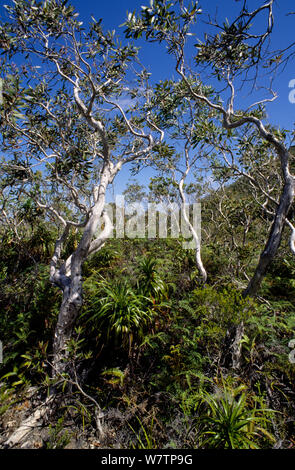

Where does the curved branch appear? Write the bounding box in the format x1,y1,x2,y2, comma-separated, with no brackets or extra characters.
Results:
178,155,207,283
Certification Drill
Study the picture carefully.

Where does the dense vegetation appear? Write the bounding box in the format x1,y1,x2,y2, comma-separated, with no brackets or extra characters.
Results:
1,184,295,449
0,0,295,450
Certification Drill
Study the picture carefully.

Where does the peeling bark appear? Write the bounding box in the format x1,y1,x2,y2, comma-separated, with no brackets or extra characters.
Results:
221,321,245,370
4,396,53,448
50,171,114,377
52,282,83,376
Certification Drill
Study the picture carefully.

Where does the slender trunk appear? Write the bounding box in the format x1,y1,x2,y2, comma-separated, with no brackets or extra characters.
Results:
52,272,83,376
181,203,207,282
244,178,295,297
179,176,207,283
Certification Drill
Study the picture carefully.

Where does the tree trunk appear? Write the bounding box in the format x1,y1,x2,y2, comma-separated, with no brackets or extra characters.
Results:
244,178,295,297
221,321,244,370
52,271,83,377
50,170,113,377
179,176,207,283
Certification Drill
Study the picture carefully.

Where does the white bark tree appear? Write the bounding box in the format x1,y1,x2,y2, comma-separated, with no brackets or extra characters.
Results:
0,0,164,375
145,80,213,282
124,0,295,296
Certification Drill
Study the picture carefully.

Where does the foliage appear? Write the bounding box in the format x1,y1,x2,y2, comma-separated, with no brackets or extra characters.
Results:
46,417,72,449
0,383,16,417
136,256,168,301
198,380,276,449
0,0,295,451
83,275,154,354
128,415,158,449
1,223,295,448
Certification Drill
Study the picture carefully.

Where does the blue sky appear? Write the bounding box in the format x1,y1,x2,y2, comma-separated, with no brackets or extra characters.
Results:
3,0,294,198
68,0,295,126
66,0,295,197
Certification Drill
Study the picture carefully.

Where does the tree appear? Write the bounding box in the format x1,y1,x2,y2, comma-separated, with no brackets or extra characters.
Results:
122,178,148,204
0,0,164,375
144,78,218,282
124,0,295,296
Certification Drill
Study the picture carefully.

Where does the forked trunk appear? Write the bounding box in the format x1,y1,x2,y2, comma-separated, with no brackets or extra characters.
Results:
50,170,113,377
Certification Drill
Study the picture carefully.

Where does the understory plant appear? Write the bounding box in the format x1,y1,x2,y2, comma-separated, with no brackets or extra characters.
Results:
83,275,154,354
197,380,276,449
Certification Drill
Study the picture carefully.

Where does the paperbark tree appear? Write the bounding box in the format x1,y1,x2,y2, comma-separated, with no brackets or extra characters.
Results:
0,0,164,375
207,125,295,283
124,0,295,296
145,79,217,282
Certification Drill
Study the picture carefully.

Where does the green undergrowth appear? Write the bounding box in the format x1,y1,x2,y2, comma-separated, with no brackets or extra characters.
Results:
1,227,295,448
